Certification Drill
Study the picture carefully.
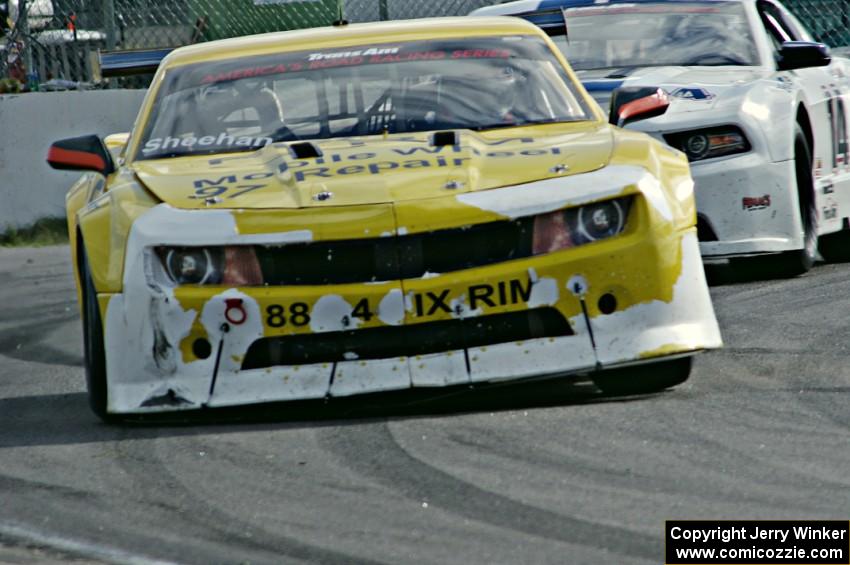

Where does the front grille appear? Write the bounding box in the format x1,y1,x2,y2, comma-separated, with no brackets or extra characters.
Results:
241,307,572,369
255,217,535,285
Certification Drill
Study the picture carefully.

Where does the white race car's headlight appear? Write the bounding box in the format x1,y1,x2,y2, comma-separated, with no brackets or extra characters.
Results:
532,197,633,255
664,126,750,162
158,246,263,286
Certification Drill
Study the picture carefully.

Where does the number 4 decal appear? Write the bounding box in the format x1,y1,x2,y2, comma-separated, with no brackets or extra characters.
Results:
351,298,374,322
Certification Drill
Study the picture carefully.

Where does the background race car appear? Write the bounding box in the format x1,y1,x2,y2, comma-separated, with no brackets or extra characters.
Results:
47,17,721,420
472,0,850,277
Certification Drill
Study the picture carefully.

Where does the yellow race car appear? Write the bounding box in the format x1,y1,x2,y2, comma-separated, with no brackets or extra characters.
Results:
48,17,722,420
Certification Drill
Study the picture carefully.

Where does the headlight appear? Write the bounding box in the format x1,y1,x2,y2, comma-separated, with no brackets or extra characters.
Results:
164,247,219,284
532,197,632,255
158,246,262,285
664,126,750,162
577,199,627,241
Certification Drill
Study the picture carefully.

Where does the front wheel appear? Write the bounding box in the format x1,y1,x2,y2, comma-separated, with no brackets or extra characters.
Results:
80,249,115,422
592,357,692,396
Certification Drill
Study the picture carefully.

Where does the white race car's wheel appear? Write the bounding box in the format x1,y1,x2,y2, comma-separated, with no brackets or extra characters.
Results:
734,125,817,278
81,248,115,423
817,211,850,264
818,230,850,262
591,357,692,396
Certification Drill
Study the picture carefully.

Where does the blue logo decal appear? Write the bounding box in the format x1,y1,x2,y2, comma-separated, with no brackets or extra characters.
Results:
671,87,715,100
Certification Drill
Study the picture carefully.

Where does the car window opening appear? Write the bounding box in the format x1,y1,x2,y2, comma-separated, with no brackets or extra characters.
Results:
136,36,592,161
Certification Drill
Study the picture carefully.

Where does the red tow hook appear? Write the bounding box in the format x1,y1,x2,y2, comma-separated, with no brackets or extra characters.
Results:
224,298,247,326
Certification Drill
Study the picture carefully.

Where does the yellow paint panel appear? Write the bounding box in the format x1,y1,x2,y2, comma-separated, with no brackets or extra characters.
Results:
78,173,160,293
399,198,682,327
232,204,397,240
130,123,613,212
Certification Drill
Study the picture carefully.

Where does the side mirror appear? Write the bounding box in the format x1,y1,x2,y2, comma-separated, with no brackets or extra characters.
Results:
104,132,130,160
609,86,670,127
46,134,115,176
777,41,831,71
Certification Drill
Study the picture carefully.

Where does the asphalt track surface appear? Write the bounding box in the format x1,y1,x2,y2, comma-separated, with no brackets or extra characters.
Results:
1,245,848,565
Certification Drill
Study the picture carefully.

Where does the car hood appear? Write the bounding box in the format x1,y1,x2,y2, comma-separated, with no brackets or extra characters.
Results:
131,124,614,209
580,66,769,113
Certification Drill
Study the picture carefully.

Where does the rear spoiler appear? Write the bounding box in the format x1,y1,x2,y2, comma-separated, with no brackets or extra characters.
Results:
99,48,174,78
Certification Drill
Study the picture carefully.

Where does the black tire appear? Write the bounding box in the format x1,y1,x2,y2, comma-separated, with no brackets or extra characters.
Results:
80,248,114,422
818,229,850,262
592,356,692,396
733,125,817,278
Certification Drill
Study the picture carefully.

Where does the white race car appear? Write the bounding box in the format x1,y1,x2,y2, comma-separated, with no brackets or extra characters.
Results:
472,0,850,275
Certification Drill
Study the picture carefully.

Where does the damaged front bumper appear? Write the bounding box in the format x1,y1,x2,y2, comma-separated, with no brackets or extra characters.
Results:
100,173,722,414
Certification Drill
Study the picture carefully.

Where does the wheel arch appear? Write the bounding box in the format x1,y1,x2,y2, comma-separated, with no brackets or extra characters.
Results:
796,103,815,161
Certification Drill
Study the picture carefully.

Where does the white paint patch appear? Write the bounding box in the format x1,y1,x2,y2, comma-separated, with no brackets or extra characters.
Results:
105,240,214,412
456,165,651,220
421,271,441,279
468,334,597,383
238,230,314,245
591,231,723,365
528,277,559,308
103,204,325,413
132,204,314,246
398,227,409,236
378,288,405,326
199,288,264,375
309,294,361,333
410,351,469,387
331,357,410,396
343,351,359,360
209,364,332,407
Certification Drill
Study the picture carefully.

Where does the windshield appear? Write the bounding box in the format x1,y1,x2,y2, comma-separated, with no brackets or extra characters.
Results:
137,35,591,160
555,2,759,71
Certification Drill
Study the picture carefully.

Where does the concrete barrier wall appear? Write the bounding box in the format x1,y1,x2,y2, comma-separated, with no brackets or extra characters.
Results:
0,90,147,230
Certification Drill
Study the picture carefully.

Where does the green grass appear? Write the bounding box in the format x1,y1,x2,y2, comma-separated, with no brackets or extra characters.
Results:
0,217,69,247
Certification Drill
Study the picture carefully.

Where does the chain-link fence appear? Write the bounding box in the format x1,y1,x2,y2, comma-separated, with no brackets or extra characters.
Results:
0,0,848,91
787,0,850,50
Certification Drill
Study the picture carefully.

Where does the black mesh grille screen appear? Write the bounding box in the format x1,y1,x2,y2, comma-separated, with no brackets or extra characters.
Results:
242,307,572,369
254,217,535,285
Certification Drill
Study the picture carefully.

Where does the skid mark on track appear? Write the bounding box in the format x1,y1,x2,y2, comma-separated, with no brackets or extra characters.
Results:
0,315,82,367
0,474,96,502
318,422,657,560
110,436,389,565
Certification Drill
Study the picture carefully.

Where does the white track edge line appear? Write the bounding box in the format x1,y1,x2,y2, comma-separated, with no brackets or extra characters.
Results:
0,521,181,565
